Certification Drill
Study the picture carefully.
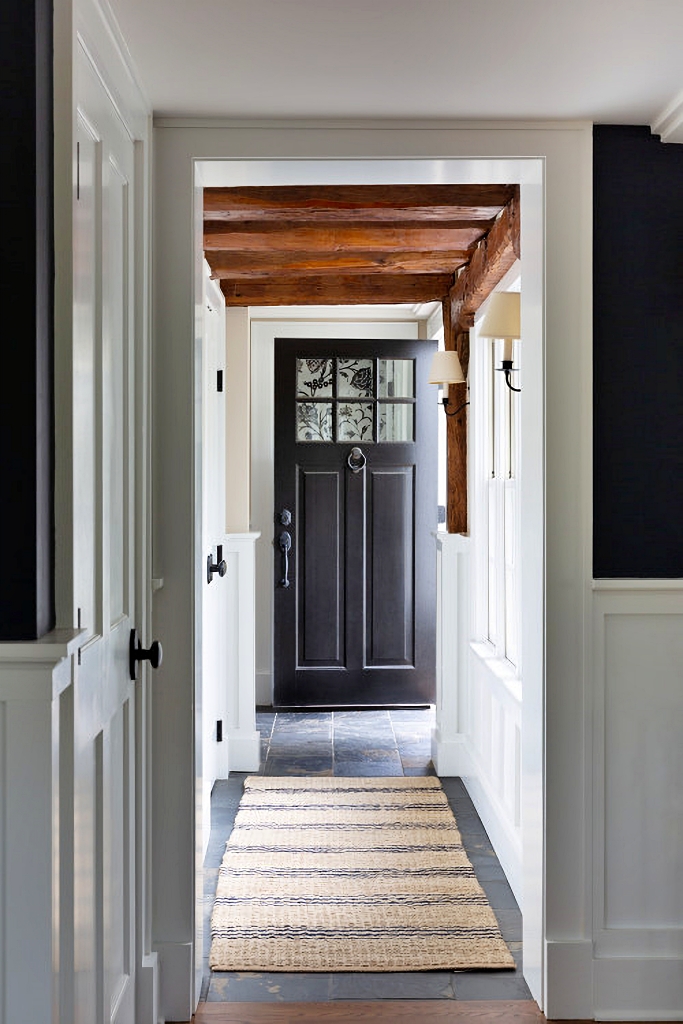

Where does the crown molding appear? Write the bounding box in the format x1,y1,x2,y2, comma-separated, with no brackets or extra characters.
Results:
652,89,683,143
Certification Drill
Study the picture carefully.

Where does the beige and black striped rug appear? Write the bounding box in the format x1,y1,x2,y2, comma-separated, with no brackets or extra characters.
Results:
209,776,515,973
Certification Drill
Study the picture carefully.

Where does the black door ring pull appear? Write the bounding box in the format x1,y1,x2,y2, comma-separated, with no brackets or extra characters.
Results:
347,446,366,473
129,628,163,681
207,554,228,584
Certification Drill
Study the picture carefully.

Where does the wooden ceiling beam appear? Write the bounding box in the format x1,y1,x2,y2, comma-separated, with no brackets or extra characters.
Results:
220,273,454,307
203,222,485,254
203,184,517,222
447,190,521,346
205,250,469,278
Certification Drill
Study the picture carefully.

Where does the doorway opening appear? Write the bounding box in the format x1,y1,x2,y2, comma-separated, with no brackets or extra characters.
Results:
192,154,544,1010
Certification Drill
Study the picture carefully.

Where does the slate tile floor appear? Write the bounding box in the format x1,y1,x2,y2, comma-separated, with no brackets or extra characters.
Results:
201,708,530,1004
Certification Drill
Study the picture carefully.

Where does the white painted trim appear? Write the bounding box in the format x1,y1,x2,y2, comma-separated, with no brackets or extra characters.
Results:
153,941,193,1021
432,532,470,773
593,959,683,1021
224,533,261,772
593,577,683,591
153,121,594,1017
544,940,594,1021
652,91,683,144
592,583,683,985
462,736,523,906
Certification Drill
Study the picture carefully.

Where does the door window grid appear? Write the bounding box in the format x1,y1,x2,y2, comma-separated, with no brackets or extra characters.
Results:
296,356,415,443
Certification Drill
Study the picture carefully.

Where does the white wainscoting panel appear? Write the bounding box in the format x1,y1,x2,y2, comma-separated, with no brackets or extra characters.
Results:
432,532,523,906
592,580,683,1019
0,631,83,1024
224,533,261,772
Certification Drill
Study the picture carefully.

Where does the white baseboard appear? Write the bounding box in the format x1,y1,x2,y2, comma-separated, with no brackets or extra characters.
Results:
136,951,159,1024
593,957,683,1021
255,671,271,706
431,728,469,776
461,738,523,907
227,728,261,771
544,940,593,1019
154,941,193,1021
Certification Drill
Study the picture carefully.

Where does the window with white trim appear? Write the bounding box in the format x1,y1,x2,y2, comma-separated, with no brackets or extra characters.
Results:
473,290,521,671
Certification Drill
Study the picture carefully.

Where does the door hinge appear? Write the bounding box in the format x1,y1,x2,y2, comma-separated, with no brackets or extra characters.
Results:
217,369,223,392
216,719,223,742
76,141,80,200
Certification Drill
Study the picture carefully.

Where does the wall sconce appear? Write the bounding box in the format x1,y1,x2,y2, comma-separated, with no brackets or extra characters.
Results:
428,349,469,416
478,291,521,392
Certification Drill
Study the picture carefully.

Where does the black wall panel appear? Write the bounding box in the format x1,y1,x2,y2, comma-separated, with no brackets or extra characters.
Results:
0,1,55,638
593,126,683,577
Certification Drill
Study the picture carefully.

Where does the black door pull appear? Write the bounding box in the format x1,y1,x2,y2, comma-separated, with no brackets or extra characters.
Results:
278,530,292,588
129,628,163,681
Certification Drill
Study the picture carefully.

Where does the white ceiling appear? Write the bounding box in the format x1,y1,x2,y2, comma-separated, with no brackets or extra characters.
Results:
107,0,683,132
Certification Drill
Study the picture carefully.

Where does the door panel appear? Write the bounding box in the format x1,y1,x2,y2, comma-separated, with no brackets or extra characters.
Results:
73,47,139,1024
274,338,437,707
368,466,414,665
299,470,344,665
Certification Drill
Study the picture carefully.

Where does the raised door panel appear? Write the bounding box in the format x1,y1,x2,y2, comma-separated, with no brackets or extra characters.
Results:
298,469,344,666
367,466,414,666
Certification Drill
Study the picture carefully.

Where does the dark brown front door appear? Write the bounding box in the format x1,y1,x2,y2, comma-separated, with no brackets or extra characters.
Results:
273,338,437,707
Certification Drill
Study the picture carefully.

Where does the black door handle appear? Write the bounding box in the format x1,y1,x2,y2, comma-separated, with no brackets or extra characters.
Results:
129,628,163,681
278,530,292,588
207,554,228,584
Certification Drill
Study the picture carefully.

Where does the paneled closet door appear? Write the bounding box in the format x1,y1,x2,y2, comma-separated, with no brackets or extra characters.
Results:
72,45,143,1024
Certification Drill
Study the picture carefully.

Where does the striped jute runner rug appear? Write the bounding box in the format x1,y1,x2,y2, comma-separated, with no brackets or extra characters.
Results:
209,776,515,973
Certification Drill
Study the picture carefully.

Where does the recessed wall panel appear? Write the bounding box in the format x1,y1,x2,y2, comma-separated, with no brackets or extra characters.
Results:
604,612,683,929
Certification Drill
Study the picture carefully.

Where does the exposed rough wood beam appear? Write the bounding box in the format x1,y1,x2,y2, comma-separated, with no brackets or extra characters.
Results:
206,250,469,278
442,190,520,535
446,331,470,535
203,184,517,222
447,191,521,342
220,274,454,306
203,222,485,254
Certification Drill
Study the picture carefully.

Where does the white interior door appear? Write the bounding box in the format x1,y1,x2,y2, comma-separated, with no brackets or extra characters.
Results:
72,44,145,1024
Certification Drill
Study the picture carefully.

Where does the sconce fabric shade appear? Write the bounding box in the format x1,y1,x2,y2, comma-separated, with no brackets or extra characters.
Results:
428,349,465,385
477,291,521,339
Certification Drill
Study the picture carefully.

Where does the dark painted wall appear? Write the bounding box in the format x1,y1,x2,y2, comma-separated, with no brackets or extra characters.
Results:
593,126,683,577
0,0,55,638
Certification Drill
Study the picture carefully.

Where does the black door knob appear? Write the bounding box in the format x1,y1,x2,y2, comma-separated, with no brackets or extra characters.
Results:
207,554,228,584
129,628,163,681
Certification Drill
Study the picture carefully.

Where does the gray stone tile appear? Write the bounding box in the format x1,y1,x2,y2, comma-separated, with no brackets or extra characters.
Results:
331,971,454,1000
479,878,519,911
275,712,333,729
333,759,402,776
207,972,333,1002
264,756,333,776
333,743,398,760
452,969,531,1000
492,908,523,941
268,739,333,758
